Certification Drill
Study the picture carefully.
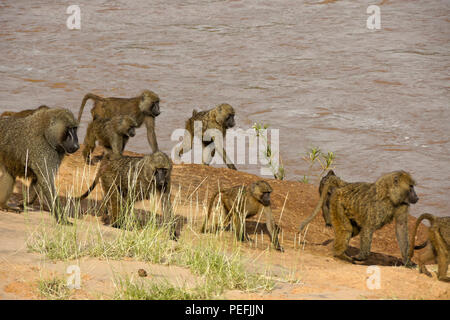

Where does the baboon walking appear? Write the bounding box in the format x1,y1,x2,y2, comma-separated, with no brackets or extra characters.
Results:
408,213,450,281
328,171,418,265
201,180,283,251
82,115,138,162
78,90,161,153
0,108,79,223
177,104,237,170
78,152,177,239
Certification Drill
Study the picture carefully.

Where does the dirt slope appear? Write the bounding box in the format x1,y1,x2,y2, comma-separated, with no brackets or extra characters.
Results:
0,148,448,300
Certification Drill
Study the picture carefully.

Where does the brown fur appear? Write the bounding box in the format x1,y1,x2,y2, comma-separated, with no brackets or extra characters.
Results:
82,115,138,162
299,170,350,232
177,104,237,170
329,171,418,264
201,180,283,251
78,152,177,239
1,105,49,117
78,90,160,153
408,213,450,281
0,108,79,223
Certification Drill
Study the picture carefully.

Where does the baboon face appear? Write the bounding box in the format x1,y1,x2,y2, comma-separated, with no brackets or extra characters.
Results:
143,152,172,190
215,104,235,128
251,180,273,207
154,168,169,189
45,109,79,154
377,171,419,206
119,116,138,137
139,90,160,117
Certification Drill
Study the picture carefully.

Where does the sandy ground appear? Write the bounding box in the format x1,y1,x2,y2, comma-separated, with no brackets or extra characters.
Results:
0,148,448,300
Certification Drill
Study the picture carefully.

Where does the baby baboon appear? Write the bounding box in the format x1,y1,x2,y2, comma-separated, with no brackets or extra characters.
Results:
329,171,418,265
82,115,138,163
78,152,177,239
298,170,350,232
408,213,449,282
78,90,161,153
177,104,237,170
0,108,79,223
201,180,283,251
1,105,49,117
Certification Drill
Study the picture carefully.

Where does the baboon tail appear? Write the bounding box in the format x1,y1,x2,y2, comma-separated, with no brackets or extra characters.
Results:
78,93,104,122
77,172,101,201
298,186,329,233
408,213,435,260
201,191,220,233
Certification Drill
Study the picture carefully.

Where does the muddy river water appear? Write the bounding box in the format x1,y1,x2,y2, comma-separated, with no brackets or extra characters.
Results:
0,0,448,217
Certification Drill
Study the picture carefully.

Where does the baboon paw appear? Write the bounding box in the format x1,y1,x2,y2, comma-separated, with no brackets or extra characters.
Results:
276,246,285,252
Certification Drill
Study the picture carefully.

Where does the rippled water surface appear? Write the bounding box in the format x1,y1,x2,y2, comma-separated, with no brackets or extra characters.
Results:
0,0,449,217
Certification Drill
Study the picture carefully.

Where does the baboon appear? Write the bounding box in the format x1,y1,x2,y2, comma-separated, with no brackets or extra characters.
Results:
78,90,160,153
298,170,350,232
177,104,237,170
0,108,79,223
329,171,418,265
82,115,138,162
78,152,177,239
408,213,449,281
1,105,49,117
201,180,283,251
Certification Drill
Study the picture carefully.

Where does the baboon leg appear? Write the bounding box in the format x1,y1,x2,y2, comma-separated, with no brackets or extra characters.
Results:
108,193,121,228
417,243,435,277
82,123,97,163
354,227,374,262
232,210,246,242
433,231,450,282
332,204,353,262
0,168,19,213
161,192,178,240
144,116,159,153
18,178,39,209
395,205,410,265
263,206,284,251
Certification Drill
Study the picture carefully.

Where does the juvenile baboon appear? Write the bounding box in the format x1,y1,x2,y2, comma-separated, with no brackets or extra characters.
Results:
177,104,237,170
78,90,161,153
78,152,177,239
329,171,418,265
1,105,49,117
408,213,449,281
0,108,79,222
298,170,350,232
201,180,283,251
82,115,138,162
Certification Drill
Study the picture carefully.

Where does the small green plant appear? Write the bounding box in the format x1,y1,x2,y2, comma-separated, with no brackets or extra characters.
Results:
301,147,336,183
38,276,72,300
252,122,285,180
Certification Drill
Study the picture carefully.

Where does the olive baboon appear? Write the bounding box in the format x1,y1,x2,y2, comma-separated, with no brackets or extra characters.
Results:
78,90,160,153
329,171,418,265
0,108,79,223
1,105,49,117
82,115,138,163
177,104,237,170
408,213,449,282
78,152,177,239
201,180,283,251
298,170,350,232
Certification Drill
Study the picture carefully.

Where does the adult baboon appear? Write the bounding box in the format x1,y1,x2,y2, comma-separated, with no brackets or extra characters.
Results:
329,171,418,265
1,105,49,117
82,115,138,162
298,170,350,232
408,213,449,282
177,104,237,170
0,108,79,223
78,152,177,239
201,180,283,251
78,90,161,153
